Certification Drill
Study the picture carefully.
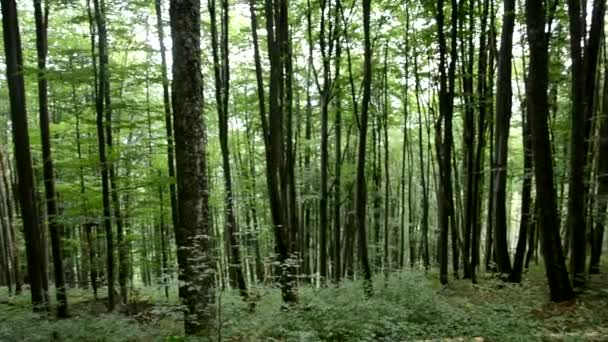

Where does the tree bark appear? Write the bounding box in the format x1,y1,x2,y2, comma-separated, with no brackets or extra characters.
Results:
566,0,605,288
491,0,515,277
355,0,373,295
208,0,247,298
589,55,608,274
33,0,68,317
154,0,179,240
1,0,49,312
525,0,574,302
90,0,115,310
170,0,216,333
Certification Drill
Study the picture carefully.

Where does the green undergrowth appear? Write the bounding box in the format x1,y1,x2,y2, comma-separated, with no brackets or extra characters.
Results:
1,265,607,341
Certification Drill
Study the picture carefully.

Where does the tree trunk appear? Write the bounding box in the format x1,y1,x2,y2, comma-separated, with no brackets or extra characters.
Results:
511,101,532,283
90,0,115,311
525,0,574,302
355,0,373,295
208,0,247,298
154,0,179,240
1,0,49,312
333,18,342,282
170,0,216,333
589,57,608,274
566,0,605,288
34,0,68,317
491,0,515,277
436,0,458,286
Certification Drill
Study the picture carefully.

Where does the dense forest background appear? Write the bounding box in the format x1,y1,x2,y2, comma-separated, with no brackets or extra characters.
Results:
0,0,607,339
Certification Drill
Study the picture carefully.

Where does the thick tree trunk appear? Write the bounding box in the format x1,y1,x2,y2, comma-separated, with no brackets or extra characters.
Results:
170,0,216,333
525,0,574,302
1,0,49,312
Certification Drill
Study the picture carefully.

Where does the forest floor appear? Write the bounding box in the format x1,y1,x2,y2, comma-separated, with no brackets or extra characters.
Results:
1,264,608,341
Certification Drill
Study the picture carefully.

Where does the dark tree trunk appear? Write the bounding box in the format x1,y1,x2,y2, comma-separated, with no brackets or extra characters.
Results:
525,0,574,302
333,17,342,282
355,0,373,295
34,0,68,317
90,0,115,311
208,0,247,298
589,58,608,274
436,0,458,286
260,0,297,303
566,0,605,288
1,0,49,312
170,0,216,334
470,0,490,283
491,0,515,277
461,0,476,280
382,44,391,276
413,46,429,271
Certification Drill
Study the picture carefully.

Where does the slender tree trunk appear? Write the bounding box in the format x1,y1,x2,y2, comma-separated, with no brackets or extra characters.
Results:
155,0,179,237
461,0,476,280
33,0,68,316
90,0,115,311
589,55,608,274
491,0,515,276
381,44,391,276
511,102,532,283
413,48,429,271
353,0,373,295
208,0,247,298
333,19,342,282
436,0,458,286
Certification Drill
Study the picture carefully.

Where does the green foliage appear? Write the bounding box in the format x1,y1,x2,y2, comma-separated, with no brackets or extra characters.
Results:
3,266,607,341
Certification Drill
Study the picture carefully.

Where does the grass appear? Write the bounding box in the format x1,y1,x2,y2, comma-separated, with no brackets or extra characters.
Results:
1,264,607,341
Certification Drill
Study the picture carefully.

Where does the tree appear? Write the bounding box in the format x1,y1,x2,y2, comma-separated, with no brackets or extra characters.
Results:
208,0,247,298
90,0,115,310
525,0,574,302
170,0,216,333
33,0,68,317
354,0,373,295
589,56,608,274
565,0,605,288
491,0,515,277
1,0,49,312
436,0,458,286
154,0,179,254
254,0,298,303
